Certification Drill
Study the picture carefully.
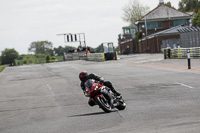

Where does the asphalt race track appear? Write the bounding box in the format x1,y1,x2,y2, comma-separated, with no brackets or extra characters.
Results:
1,54,200,133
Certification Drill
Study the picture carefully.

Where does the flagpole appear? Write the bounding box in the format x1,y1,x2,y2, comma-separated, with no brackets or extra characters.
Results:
145,16,147,37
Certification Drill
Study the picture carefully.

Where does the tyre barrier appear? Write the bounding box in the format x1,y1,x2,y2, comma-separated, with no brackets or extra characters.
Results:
164,47,200,59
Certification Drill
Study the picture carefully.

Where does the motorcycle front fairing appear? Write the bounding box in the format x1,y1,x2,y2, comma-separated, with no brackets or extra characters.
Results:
84,79,101,97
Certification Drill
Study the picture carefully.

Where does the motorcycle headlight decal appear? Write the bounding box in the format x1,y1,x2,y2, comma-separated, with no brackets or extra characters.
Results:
94,85,98,91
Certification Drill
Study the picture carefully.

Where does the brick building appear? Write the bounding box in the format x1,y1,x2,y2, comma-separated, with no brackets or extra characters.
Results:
118,26,137,54
118,0,194,54
139,26,181,53
137,1,194,53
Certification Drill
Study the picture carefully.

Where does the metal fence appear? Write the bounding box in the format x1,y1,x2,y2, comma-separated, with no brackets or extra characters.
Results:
162,27,200,53
162,38,180,49
180,32,200,48
178,26,200,48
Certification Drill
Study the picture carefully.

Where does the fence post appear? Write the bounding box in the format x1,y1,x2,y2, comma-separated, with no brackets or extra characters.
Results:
187,49,191,69
167,48,171,59
164,49,167,59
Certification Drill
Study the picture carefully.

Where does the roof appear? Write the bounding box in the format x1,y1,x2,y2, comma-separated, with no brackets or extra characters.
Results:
139,4,192,22
141,25,182,40
177,26,200,33
122,26,137,29
140,26,200,41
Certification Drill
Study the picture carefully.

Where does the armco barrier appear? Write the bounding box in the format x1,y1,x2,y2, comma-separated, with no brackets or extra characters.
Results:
164,47,200,59
79,52,87,60
72,53,79,60
64,52,105,61
64,52,118,61
64,53,73,61
87,53,105,62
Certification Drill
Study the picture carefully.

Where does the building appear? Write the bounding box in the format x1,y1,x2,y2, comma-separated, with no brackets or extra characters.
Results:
137,1,194,53
118,0,195,54
118,26,137,54
139,25,181,53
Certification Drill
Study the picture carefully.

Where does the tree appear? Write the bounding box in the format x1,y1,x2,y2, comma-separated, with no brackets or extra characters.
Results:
178,0,200,12
87,46,95,53
134,32,142,53
192,9,200,27
165,1,175,8
95,45,103,53
1,48,19,65
64,46,76,53
28,40,53,55
165,2,172,7
122,0,150,26
54,46,65,56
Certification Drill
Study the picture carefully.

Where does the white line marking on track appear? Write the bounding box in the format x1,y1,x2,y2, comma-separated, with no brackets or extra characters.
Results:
72,66,79,70
40,75,54,96
175,82,193,89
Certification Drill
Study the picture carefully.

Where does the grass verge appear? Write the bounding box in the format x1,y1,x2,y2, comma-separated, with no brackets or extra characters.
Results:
0,65,6,72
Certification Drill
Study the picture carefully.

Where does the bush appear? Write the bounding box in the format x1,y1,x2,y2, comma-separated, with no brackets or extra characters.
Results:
23,59,28,64
46,54,50,63
50,56,58,62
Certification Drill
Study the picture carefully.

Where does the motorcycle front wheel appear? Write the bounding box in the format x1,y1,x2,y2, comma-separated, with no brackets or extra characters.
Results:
95,96,112,113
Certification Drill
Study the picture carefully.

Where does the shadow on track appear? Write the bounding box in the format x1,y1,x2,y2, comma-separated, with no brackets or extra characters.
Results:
68,110,118,117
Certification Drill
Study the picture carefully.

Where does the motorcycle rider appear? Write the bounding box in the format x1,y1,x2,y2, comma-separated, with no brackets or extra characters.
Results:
79,71,121,107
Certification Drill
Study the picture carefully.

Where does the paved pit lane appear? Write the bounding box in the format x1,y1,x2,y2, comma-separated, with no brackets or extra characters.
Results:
0,54,200,133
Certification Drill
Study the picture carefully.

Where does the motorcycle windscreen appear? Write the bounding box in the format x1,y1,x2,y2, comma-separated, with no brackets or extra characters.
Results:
85,79,93,91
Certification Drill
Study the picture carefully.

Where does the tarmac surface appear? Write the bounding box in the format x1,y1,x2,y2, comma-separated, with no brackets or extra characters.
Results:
0,54,200,133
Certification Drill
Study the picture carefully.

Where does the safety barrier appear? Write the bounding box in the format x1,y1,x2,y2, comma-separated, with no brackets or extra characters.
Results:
87,53,105,62
72,53,79,60
164,47,200,59
64,52,118,62
64,52,87,61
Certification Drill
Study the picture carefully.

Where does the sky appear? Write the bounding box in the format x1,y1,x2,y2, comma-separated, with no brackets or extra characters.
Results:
0,0,181,54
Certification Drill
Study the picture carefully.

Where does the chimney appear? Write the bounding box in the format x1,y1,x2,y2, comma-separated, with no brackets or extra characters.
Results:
159,0,164,5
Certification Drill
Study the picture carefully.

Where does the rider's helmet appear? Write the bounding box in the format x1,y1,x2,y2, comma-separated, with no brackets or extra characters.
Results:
79,71,89,82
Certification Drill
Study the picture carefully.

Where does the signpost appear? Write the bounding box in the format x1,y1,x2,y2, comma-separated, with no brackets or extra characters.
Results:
57,33,86,47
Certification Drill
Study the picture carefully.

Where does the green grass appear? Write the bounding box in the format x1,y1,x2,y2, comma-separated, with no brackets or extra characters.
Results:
0,65,6,72
56,56,64,62
15,55,64,66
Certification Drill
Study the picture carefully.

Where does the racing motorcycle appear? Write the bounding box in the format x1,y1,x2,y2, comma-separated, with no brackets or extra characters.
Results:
84,79,126,113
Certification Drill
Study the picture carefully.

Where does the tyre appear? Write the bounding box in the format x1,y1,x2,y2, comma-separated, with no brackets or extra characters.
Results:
95,96,112,113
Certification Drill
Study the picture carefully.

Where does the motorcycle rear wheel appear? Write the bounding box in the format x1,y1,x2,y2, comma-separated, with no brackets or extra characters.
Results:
95,96,112,113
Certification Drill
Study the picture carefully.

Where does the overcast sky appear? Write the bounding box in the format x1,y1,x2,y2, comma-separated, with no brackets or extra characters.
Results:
0,0,181,54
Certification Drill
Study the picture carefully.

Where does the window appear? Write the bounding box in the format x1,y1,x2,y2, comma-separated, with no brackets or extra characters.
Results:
170,19,188,27
170,20,174,27
147,22,157,30
158,21,163,28
147,21,163,30
131,29,136,38
124,29,130,34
